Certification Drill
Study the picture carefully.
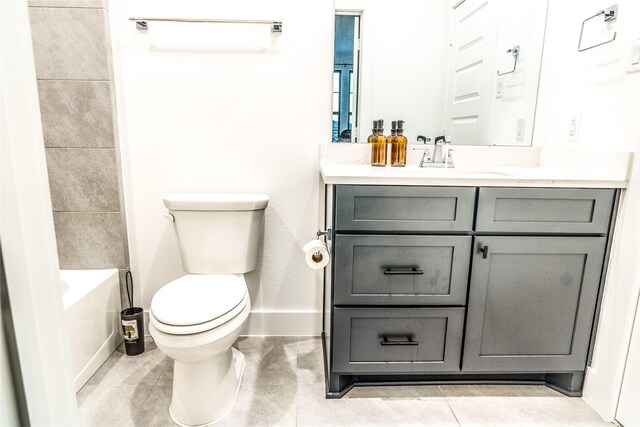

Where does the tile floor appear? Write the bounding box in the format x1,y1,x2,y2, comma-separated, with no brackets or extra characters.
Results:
77,337,612,426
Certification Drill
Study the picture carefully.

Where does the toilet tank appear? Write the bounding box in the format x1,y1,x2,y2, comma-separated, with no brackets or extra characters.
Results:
163,193,268,274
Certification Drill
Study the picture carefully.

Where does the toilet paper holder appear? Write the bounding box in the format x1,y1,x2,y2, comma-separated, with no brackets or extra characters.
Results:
316,228,332,241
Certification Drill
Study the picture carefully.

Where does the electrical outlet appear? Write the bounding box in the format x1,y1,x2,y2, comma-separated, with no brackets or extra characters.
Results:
627,40,640,73
567,114,581,142
515,118,526,141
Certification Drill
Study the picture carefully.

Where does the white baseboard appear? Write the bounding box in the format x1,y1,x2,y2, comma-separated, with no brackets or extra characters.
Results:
142,310,322,337
242,311,322,336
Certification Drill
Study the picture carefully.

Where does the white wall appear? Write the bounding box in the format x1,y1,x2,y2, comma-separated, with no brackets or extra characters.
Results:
535,0,640,150
109,0,333,334
533,0,640,421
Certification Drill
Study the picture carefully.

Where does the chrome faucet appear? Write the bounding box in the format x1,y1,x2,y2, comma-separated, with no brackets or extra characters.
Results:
418,135,454,168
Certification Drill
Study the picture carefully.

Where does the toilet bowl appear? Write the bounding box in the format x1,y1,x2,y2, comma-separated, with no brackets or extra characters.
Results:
149,193,268,426
150,274,250,426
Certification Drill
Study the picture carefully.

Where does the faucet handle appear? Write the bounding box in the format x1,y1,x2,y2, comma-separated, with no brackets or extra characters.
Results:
435,135,452,145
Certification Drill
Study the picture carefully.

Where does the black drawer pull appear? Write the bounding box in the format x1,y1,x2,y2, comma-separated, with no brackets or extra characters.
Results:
383,267,424,275
380,336,419,346
479,245,489,259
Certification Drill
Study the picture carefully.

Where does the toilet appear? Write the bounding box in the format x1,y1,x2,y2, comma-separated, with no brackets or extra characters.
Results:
149,193,268,426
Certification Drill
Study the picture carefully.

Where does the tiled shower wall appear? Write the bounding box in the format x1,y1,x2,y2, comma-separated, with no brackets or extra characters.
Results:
28,1,128,278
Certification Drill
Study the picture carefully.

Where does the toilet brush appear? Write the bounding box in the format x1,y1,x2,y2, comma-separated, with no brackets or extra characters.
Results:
120,271,145,356
125,270,134,312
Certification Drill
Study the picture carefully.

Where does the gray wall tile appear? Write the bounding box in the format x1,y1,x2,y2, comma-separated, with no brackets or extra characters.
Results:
54,212,126,269
29,7,108,80
28,0,104,8
46,148,120,212
38,81,114,148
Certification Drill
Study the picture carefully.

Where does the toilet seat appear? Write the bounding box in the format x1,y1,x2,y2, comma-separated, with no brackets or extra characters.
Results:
150,274,249,335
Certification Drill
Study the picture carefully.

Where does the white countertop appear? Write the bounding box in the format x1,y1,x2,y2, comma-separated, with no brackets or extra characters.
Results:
320,164,629,188
319,145,632,188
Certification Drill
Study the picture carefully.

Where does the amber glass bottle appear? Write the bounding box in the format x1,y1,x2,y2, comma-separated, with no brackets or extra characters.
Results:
371,119,387,166
369,120,379,166
391,120,407,167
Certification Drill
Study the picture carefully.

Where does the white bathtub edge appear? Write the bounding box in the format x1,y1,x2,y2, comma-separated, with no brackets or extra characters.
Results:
72,330,119,393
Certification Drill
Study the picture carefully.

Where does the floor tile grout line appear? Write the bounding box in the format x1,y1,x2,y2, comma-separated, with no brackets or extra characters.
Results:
132,382,157,420
131,353,169,420
439,386,463,427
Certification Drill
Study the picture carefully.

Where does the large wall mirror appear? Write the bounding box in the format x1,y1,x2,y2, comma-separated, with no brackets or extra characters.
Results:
332,0,549,146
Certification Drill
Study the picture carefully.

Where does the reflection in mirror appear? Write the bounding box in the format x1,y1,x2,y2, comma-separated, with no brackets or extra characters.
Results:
333,14,360,142
332,0,549,147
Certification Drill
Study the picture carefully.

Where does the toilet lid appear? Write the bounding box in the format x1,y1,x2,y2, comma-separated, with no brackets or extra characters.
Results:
151,274,247,326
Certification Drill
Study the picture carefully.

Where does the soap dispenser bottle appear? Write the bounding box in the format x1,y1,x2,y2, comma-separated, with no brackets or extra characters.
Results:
371,119,387,167
368,120,380,166
391,120,407,167
387,121,397,144
367,120,378,145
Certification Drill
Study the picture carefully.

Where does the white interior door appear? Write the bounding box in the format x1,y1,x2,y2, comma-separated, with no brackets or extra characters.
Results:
617,291,640,426
445,0,498,145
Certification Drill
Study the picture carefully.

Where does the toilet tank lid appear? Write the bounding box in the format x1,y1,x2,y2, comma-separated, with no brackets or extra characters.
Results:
163,193,269,211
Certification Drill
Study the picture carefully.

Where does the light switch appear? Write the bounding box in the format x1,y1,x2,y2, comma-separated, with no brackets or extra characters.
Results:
632,45,640,64
515,118,526,141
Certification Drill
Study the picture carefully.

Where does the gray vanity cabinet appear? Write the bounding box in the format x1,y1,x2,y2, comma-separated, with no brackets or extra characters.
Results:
462,236,607,372
325,184,617,398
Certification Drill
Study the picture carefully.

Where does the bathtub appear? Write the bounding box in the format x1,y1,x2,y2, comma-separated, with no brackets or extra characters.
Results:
60,269,121,392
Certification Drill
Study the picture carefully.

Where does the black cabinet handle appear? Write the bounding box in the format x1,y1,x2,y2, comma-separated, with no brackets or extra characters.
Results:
380,336,419,346
383,267,424,275
479,245,489,259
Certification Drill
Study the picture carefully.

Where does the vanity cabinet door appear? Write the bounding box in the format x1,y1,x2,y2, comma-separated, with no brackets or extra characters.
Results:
333,235,471,305
335,185,475,232
462,236,606,373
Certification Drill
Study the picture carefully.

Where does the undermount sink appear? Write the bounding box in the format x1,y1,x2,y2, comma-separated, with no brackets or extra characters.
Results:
420,166,513,176
454,168,512,176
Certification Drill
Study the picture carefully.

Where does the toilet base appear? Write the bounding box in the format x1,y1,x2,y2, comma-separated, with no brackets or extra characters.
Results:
169,347,245,426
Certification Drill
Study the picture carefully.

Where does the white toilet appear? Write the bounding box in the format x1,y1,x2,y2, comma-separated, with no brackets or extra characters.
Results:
149,193,268,426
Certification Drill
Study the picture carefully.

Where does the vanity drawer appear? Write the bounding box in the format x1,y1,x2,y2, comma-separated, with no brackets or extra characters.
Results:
333,307,464,373
476,188,614,234
335,185,475,232
333,235,471,306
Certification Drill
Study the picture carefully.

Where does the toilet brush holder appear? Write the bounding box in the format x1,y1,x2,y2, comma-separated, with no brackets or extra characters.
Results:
121,307,145,356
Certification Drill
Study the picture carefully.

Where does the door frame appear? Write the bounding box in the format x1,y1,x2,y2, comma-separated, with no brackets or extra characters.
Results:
0,0,79,424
